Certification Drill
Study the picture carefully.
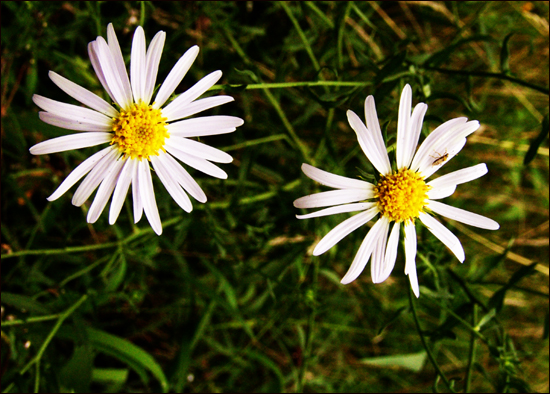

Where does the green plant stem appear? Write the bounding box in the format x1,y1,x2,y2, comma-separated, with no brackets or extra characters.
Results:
212,80,372,91
409,289,456,393
259,87,312,162
3,294,88,393
337,2,352,70
34,362,40,393
2,314,63,327
425,66,549,95
465,304,478,393
222,134,290,152
280,1,321,72
296,257,320,393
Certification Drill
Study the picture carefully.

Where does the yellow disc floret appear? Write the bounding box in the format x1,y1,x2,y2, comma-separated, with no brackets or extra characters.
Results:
111,102,169,160
374,168,430,223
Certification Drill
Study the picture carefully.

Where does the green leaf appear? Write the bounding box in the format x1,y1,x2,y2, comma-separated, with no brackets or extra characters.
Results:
476,308,497,331
222,83,249,93
468,249,509,283
1,292,53,315
377,306,408,336
425,35,495,68
425,91,472,112
234,68,260,83
245,350,284,392
523,113,549,166
374,51,407,85
92,368,129,392
59,345,94,393
360,351,427,372
103,255,127,293
85,327,169,393
500,33,514,74
488,263,538,313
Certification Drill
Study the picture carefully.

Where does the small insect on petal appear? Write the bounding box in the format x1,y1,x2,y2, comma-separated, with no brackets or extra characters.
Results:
431,149,449,166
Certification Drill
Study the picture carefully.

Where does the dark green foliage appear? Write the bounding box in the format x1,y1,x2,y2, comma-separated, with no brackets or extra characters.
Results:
2,1,548,393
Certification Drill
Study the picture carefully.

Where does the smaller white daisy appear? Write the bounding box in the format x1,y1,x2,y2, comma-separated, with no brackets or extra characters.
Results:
294,84,499,297
30,23,244,235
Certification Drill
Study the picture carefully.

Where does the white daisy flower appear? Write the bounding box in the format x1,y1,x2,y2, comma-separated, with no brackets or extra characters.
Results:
29,23,243,235
294,84,499,297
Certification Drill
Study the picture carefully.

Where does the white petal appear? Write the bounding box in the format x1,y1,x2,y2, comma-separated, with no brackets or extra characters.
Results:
150,155,193,212
153,45,200,109
109,157,136,224
409,117,467,172
48,71,118,117
427,200,499,230
313,207,378,256
340,216,387,284
29,132,112,155
293,189,373,209
418,137,467,179
379,221,400,283
403,103,427,169
167,116,243,137
167,149,227,179
88,41,115,103
296,202,375,219
33,95,113,126
87,156,125,223
371,217,390,283
300,163,374,190
364,96,392,174
159,152,207,203
412,120,479,174
94,37,131,109
426,185,456,200
130,26,146,103
403,222,417,274
163,96,234,121
47,146,114,201
162,71,223,122
404,222,419,297
72,148,120,206
38,112,112,132
106,23,133,109
396,84,412,170
347,109,391,175
419,212,465,262
131,161,143,222
165,136,233,163
143,31,166,105
137,160,162,235
427,163,488,190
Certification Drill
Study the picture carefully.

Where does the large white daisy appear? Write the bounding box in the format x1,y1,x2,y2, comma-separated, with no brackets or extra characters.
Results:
29,23,243,235
294,84,499,297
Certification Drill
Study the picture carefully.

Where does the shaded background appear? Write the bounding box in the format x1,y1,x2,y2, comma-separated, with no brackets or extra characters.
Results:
2,1,548,392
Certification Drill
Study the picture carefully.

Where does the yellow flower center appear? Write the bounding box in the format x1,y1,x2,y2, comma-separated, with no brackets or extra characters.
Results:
111,102,169,159
374,168,430,223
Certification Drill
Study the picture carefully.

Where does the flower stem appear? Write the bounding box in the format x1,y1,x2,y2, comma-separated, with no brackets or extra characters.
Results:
465,303,478,393
409,288,456,393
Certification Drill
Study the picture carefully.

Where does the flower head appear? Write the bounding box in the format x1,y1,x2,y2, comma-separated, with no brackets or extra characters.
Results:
30,23,244,235
294,84,499,297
